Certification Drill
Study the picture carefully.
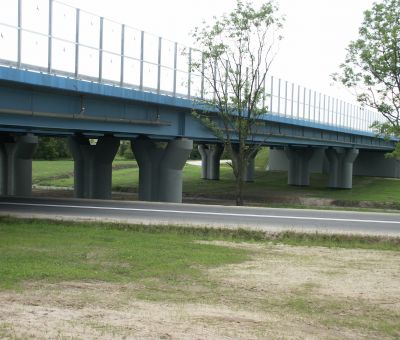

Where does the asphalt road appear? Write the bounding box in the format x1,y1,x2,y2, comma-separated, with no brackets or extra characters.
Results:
0,196,400,236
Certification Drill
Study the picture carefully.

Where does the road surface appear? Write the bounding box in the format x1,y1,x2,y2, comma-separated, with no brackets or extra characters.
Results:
0,197,400,236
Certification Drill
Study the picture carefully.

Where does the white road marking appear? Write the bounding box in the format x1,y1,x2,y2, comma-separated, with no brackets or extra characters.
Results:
0,201,400,225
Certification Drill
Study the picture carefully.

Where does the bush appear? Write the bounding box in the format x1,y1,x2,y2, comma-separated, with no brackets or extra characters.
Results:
34,137,70,160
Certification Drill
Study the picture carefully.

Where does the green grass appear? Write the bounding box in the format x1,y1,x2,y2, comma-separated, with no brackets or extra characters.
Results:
0,217,248,290
32,159,400,207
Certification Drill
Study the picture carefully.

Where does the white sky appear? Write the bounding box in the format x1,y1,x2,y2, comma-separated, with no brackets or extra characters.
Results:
57,0,376,103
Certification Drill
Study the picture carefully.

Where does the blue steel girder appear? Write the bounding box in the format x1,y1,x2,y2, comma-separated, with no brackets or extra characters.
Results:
0,66,395,151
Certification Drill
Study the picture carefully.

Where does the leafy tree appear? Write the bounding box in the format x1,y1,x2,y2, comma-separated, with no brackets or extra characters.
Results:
191,0,283,205
334,0,400,157
34,137,70,160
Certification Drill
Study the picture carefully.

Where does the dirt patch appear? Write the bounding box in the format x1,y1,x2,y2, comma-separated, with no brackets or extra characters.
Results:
1,243,399,339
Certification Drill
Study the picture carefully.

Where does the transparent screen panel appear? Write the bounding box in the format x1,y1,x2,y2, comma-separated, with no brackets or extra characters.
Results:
123,57,140,87
52,39,75,73
22,0,49,34
52,2,76,42
143,32,158,64
0,25,18,62
176,70,188,97
0,0,18,26
176,44,188,72
103,19,121,54
142,62,157,89
79,11,99,48
124,27,141,60
78,46,99,78
102,51,121,82
161,39,175,69
21,31,47,67
160,66,173,94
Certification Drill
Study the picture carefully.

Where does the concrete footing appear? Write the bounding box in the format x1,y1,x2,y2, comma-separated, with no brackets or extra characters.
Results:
0,134,38,196
132,137,193,203
284,146,314,186
198,144,224,180
326,148,359,189
68,135,119,199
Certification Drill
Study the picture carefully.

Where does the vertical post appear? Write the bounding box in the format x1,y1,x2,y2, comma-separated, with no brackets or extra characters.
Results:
335,98,339,126
187,47,192,98
291,83,294,117
284,80,288,116
120,24,125,86
99,17,104,82
270,76,274,113
74,8,80,77
323,94,326,125
173,42,177,96
297,85,300,119
308,89,311,120
327,96,331,125
318,93,321,123
303,87,306,119
313,91,316,122
48,0,53,73
277,78,281,114
262,77,266,109
157,37,162,94
140,31,144,90
200,52,204,99
17,0,22,68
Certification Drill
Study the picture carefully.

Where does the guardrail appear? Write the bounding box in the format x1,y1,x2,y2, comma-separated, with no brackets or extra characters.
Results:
0,0,385,133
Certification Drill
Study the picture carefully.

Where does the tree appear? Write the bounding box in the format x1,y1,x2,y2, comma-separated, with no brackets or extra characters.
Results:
191,0,283,205
34,137,70,160
334,0,400,157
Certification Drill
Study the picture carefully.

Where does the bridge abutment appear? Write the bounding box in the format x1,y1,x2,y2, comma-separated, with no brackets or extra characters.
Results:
132,137,193,203
198,144,224,180
284,146,315,186
326,148,359,189
354,150,400,178
0,134,38,197
68,135,119,199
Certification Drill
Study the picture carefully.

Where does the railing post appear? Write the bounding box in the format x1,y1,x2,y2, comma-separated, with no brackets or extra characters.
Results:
140,31,144,90
157,37,162,94
277,78,281,114
313,90,316,122
262,76,266,109
290,83,294,118
303,87,306,120
297,85,300,119
48,0,53,73
308,89,311,120
99,17,104,82
17,0,22,68
318,93,321,123
335,98,339,127
173,42,177,96
323,94,326,124
327,96,331,125
284,80,287,116
120,24,125,86
74,8,80,78
200,52,204,99
187,47,192,99
270,76,274,113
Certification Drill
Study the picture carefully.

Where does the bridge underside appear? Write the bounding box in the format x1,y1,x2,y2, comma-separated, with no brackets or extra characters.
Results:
0,68,397,202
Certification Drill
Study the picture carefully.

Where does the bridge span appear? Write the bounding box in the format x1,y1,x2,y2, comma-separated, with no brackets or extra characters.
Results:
0,0,398,203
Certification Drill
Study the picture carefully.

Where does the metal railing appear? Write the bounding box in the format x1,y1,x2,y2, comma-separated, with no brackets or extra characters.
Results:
0,0,385,133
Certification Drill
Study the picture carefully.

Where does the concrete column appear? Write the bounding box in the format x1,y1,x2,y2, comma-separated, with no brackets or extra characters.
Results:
0,134,38,197
325,148,359,189
230,145,259,182
284,146,314,186
198,144,224,180
68,135,119,199
132,137,193,203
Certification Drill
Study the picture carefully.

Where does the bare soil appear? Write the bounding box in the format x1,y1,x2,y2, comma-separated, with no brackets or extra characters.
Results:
1,243,399,339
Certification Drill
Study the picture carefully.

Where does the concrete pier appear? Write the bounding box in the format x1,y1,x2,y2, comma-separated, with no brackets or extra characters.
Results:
198,144,224,180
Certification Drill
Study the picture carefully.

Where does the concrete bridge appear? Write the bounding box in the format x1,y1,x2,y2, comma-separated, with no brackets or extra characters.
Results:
0,0,397,203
